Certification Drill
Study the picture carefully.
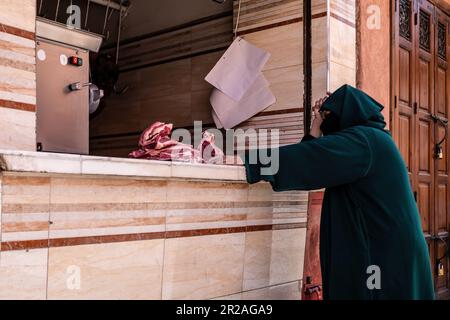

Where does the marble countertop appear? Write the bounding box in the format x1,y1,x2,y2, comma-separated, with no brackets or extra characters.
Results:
0,149,247,182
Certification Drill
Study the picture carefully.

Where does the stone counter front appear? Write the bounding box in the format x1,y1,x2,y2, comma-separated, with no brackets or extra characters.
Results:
0,150,307,300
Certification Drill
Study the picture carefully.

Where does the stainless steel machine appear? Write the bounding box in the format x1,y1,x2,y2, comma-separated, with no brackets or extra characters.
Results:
36,18,102,155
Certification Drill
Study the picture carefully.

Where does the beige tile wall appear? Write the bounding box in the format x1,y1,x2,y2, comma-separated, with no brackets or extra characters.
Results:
0,108,36,151
329,0,357,90
49,177,167,239
238,17,328,111
162,233,246,300
0,175,50,244
0,0,37,151
233,0,327,34
0,0,36,33
0,248,48,300
0,172,307,300
47,240,165,300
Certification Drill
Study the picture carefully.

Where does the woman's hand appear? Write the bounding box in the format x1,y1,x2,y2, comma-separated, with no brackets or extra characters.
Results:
310,95,330,138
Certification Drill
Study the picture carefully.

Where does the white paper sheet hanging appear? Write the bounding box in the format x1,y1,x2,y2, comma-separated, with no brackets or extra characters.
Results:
205,37,271,102
210,74,276,130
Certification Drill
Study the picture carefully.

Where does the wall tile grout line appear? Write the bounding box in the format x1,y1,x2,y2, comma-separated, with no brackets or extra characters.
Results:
239,185,250,298
159,182,168,300
45,176,52,300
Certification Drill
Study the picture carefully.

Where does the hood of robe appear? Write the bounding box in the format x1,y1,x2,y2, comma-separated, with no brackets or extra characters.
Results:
319,84,389,135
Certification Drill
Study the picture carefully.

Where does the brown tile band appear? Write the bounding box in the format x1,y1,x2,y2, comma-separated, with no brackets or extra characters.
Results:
0,23,35,40
1,239,49,251
50,232,167,248
0,99,36,112
237,12,328,36
0,222,307,251
0,56,35,73
330,12,356,29
165,227,247,239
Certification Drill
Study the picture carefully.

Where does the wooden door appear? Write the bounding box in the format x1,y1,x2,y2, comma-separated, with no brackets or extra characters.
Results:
393,0,450,299
415,0,436,292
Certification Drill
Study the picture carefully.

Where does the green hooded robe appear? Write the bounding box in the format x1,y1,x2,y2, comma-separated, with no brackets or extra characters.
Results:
242,85,435,300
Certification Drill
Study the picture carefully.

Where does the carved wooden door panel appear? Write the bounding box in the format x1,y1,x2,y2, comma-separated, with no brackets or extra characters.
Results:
415,0,436,291
394,0,450,299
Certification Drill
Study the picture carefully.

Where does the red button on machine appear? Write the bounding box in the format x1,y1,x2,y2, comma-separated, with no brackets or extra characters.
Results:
69,56,83,66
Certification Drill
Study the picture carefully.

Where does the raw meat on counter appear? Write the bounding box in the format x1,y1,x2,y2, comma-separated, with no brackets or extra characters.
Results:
198,130,224,163
129,122,237,165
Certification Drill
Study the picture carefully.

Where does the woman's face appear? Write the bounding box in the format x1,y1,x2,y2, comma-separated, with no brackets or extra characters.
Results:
320,110,341,135
319,110,332,120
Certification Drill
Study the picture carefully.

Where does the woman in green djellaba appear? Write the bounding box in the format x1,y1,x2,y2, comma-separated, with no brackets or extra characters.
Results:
241,85,434,300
